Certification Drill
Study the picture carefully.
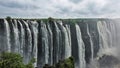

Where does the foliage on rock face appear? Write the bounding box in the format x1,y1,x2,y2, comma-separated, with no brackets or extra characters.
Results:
26,58,35,68
6,16,12,21
70,20,77,24
0,52,35,68
48,17,54,23
43,56,75,68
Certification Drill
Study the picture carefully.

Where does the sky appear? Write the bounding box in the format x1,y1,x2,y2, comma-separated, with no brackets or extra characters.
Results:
0,0,120,18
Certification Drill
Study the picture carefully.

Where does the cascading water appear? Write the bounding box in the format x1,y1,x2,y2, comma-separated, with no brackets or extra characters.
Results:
12,20,20,53
97,21,116,57
17,20,25,56
64,24,72,58
86,23,94,61
30,21,38,67
23,20,33,64
0,19,120,68
57,21,71,59
54,22,61,63
75,24,86,68
4,19,11,52
46,23,53,65
41,21,49,64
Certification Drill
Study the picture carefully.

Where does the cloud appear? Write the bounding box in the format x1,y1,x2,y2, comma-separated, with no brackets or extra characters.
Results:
0,0,120,18
70,0,83,3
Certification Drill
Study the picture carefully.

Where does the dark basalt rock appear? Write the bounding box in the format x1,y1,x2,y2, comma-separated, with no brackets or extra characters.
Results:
98,55,120,68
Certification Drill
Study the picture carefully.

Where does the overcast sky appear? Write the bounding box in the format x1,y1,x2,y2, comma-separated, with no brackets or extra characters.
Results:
0,0,119,18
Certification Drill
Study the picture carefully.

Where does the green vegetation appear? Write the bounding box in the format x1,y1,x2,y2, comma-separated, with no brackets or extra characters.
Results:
48,17,54,23
6,16,12,21
0,52,35,68
69,19,78,25
43,56,75,68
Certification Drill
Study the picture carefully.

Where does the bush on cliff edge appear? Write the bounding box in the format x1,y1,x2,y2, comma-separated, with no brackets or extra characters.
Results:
43,56,75,68
0,52,35,68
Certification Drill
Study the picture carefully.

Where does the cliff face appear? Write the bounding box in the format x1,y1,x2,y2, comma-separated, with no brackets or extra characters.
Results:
0,18,120,68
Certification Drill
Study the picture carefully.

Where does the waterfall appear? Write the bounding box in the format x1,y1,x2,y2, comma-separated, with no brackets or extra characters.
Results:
75,24,86,68
12,20,20,53
54,22,61,63
97,21,114,57
31,21,38,67
1,19,120,68
64,24,72,58
4,19,11,52
41,21,49,64
47,23,53,65
18,20,25,57
86,23,94,61
23,20,32,64
57,21,71,59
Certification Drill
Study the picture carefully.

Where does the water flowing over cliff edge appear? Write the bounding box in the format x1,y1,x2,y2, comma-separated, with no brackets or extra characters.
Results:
0,18,120,68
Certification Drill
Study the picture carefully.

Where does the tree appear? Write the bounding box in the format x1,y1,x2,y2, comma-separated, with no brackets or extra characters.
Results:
43,56,75,68
6,16,12,21
26,58,35,68
0,52,35,68
48,17,54,23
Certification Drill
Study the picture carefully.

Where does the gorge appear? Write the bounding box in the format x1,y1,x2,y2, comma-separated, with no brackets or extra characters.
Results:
0,18,120,68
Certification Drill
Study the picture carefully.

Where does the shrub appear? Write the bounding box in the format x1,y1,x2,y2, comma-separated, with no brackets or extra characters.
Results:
6,16,12,21
48,17,54,23
43,56,75,68
0,52,35,68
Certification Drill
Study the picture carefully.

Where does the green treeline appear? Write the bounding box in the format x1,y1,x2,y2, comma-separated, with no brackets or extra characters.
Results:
43,57,75,68
0,52,35,68
0,52,75,68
